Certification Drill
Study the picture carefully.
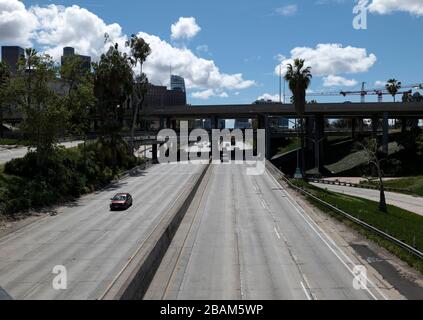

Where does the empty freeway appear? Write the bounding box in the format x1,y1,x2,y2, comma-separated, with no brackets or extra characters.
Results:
145,163,394,300
0,162,205,300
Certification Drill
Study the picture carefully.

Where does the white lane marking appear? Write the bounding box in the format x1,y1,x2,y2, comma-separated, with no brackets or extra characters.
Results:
266,171,387,300
300,281,312,300
274,227,281,240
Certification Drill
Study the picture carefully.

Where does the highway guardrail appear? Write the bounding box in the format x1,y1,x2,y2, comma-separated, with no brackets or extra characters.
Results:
307,178,412,194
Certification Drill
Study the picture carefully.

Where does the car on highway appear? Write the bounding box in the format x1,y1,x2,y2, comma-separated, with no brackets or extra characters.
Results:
110,193,133,211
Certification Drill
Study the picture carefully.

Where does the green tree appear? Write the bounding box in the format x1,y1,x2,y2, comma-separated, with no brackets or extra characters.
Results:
284,59,312,176
386,79,401,102
93,43,134,167
93,43,134,137
126,34,151,151
60,55,96,164
0,61,11,138
15,49,67,166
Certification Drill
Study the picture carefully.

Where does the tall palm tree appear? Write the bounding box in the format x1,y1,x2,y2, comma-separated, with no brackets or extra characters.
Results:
386,79,401,102
284,59,312,176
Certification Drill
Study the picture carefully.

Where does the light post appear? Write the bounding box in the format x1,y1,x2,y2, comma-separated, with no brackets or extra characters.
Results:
285,118,325,178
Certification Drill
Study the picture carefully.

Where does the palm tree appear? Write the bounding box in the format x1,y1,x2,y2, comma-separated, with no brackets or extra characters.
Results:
284,59,312,176
386,79,401,102
125,34,151,151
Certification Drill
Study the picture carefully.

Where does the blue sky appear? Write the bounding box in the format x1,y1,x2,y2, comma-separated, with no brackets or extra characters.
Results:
3,0,423,104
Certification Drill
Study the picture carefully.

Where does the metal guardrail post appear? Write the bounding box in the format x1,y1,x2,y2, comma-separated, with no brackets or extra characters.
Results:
271,166,423,260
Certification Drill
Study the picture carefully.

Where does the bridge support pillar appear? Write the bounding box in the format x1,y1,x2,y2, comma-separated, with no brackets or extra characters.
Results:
305,117,314,152
211,116,218,130
382,112,389,155
315,115,325,173
351,118,357,139
171,120,177,130
152,144,158,163
264,115,271,160
401,117,407,132
159,117,165,130
372,116,379,138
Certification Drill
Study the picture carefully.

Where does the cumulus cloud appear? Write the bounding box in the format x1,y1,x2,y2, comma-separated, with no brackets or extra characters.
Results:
171,17,201,40
275,43,377,77
29,4,127,61
139,32,255,92
0,0,37,46
257,93,280,102
192,89,228,100
0,1,254,98
323,75,358,87
369,0,423,16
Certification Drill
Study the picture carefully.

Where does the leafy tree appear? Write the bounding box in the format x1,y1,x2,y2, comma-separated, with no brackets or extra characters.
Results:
93,43,134,167
284,59,312,176
93,43,134,137
386,79,401,102
126,34,151,151
60,55,96,163
15,49,67,166
0,61,11,138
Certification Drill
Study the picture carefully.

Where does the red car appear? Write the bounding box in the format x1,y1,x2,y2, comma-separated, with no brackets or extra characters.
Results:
110,193,133,211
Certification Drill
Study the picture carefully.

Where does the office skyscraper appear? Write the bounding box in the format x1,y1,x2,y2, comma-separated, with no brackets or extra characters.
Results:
171,75,186,93
1,46,24,74
61,47,91,73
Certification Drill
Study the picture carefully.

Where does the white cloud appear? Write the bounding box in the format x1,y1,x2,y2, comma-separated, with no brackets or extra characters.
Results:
323,75,358,87
369,0,423,16
29,4,127,61
257,93,280,102
275,43,377,77
0,0,37,47
139,32,255,91
171,17,201,40
0,1,254,94
275,4,298,16
192,89,229,100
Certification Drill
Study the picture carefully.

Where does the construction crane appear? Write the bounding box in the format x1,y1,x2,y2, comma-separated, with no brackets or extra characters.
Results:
306,82,423,102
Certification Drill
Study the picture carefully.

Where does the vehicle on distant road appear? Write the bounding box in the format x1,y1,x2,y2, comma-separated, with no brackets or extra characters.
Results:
110,193,133,211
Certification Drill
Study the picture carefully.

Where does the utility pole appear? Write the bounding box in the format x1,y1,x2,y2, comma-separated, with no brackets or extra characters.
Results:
361,82,366,103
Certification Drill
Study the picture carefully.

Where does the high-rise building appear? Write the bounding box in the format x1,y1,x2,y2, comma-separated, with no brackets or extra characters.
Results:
61,47,91,73
143,84,187,108
171,75,186,93
1,46,24,74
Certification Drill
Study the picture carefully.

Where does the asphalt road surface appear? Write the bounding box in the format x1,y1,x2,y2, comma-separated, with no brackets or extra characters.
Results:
311,183,423,217
0,162,205,300
146,163,385,300
0,141,84,165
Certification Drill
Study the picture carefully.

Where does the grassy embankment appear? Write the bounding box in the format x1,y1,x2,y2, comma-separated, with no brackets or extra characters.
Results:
0,138,145,217
291,179,423,273
0,138,30,146
360,177,423,197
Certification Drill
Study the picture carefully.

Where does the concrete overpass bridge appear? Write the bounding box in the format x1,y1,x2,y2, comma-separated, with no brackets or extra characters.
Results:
4,102,423,168
140,102,423,166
